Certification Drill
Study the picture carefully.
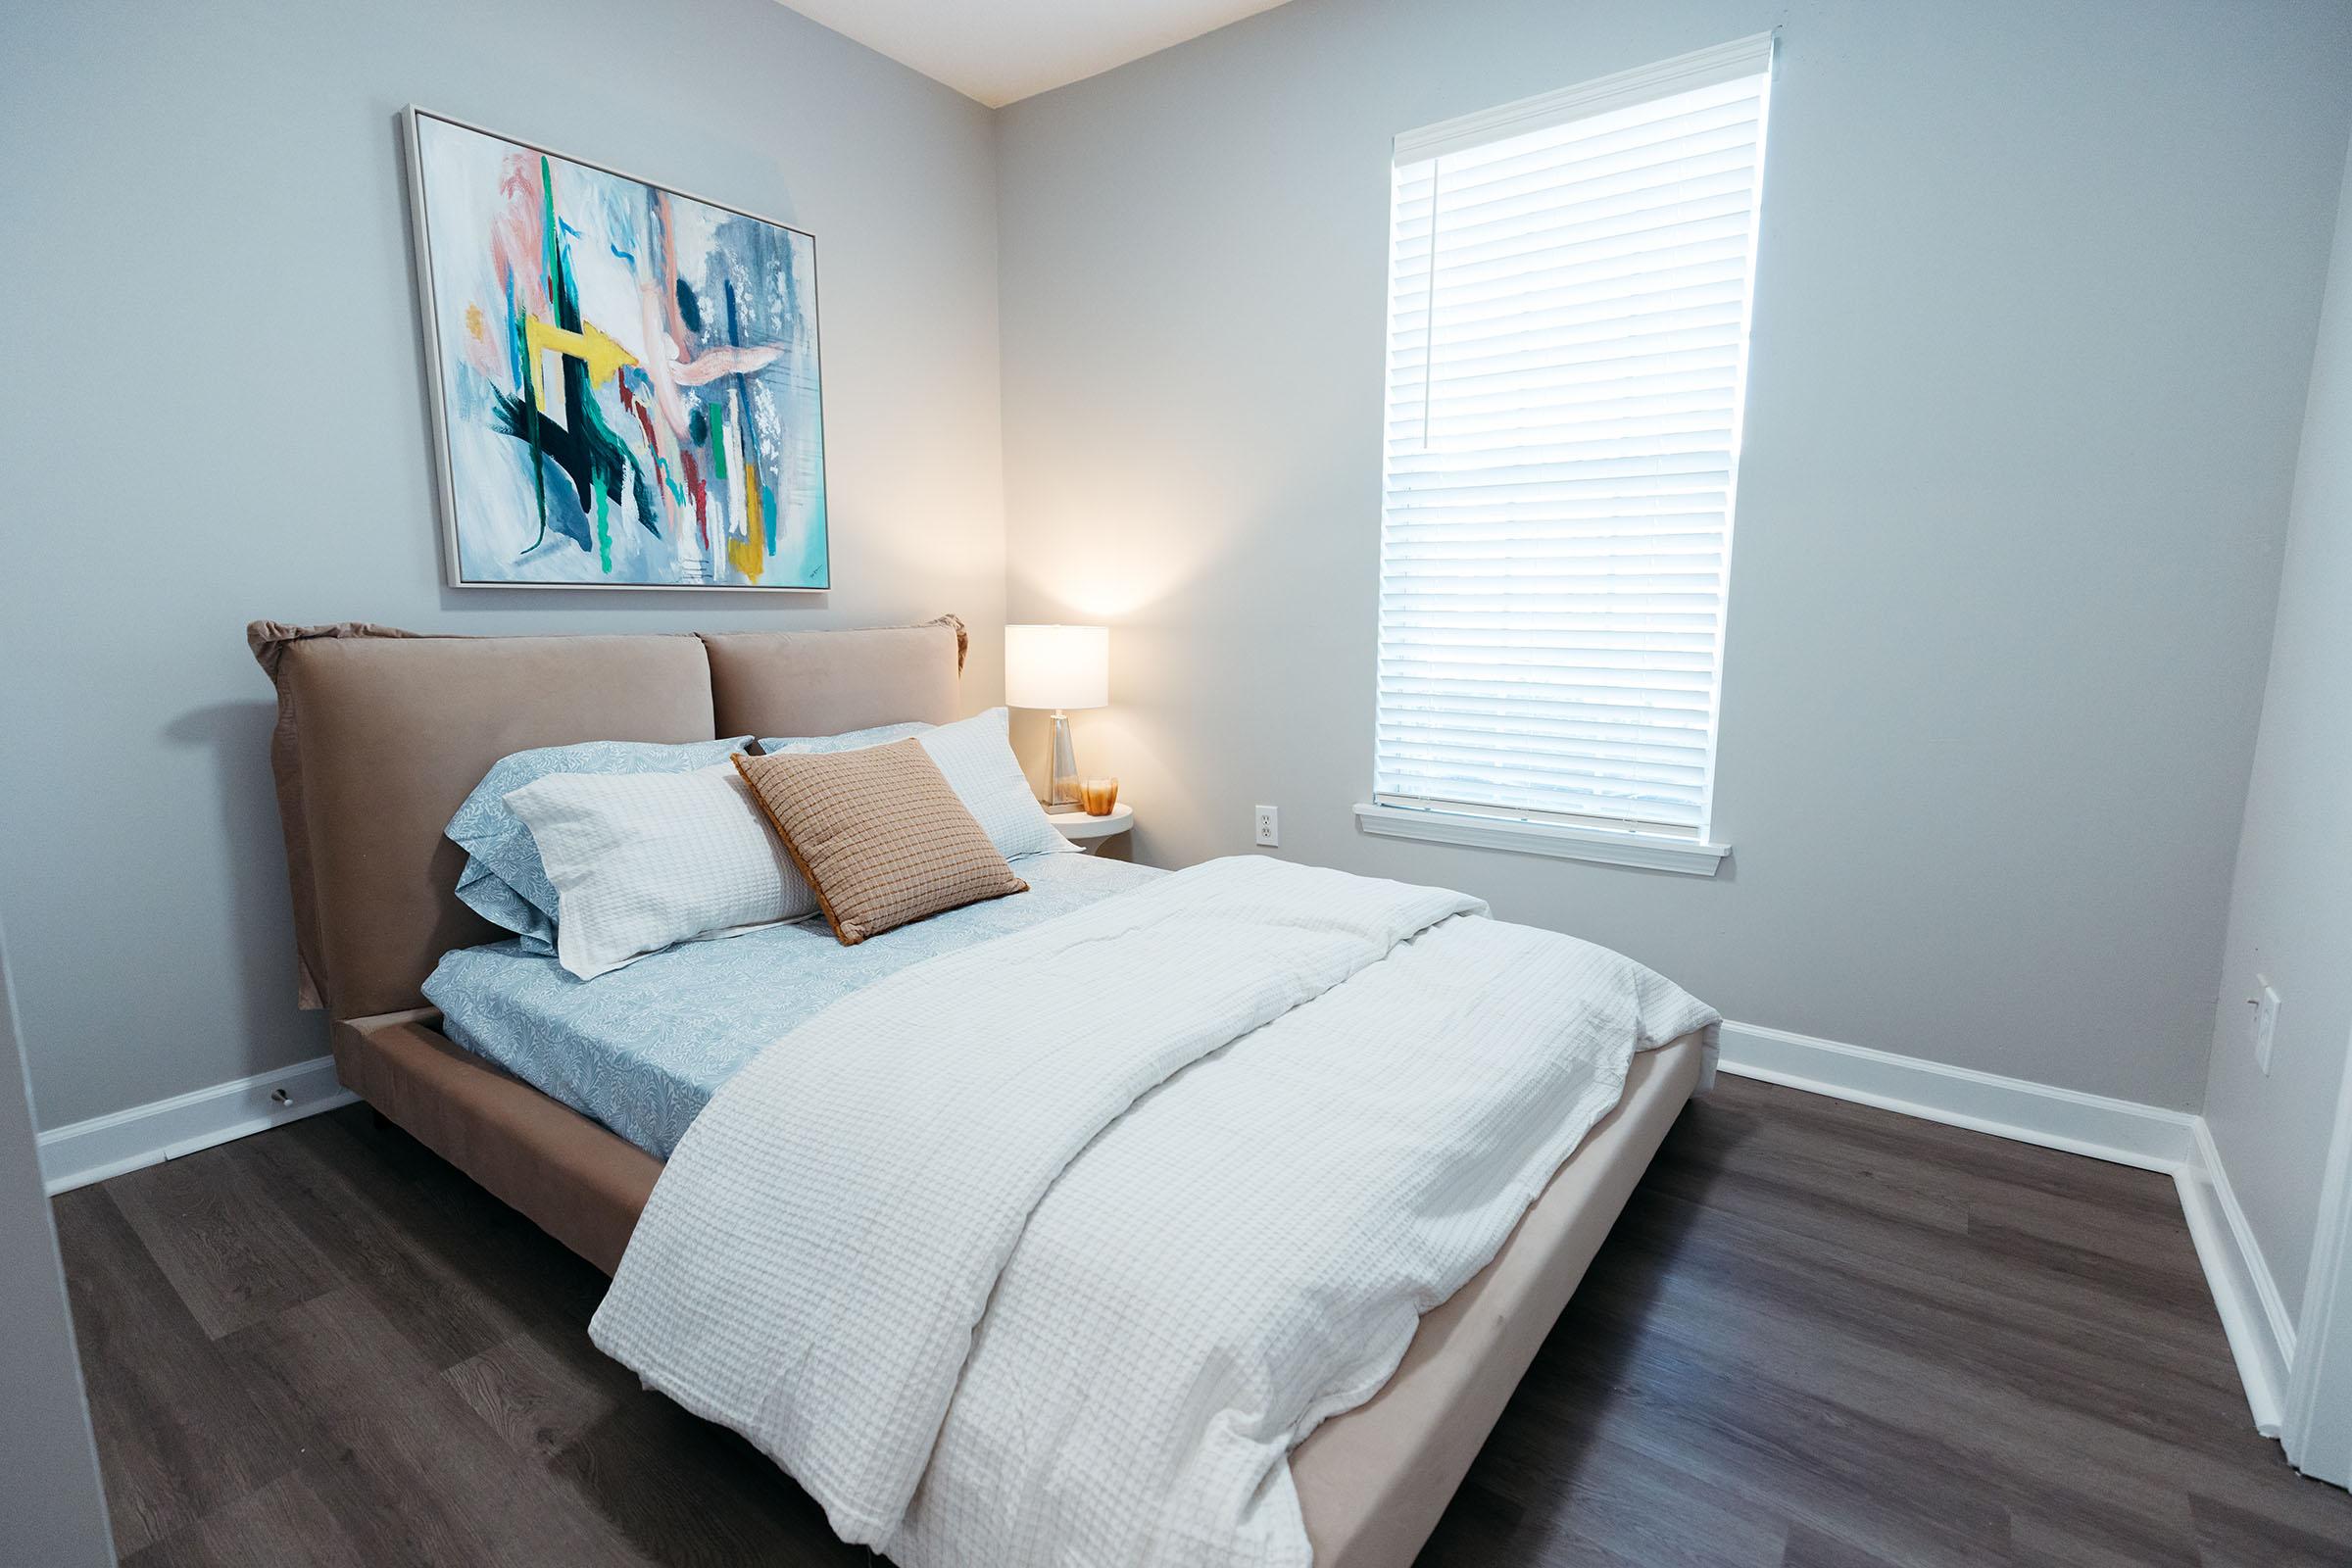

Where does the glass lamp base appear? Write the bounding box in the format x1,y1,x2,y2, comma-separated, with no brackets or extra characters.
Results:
1047,710,1080,808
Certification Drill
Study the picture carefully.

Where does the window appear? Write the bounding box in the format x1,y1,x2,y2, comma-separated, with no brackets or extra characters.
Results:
1363,36,1774,873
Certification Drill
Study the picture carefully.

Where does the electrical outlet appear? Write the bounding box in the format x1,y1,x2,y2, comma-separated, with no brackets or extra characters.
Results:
2253,978,2279,1076
1253,805,1280,847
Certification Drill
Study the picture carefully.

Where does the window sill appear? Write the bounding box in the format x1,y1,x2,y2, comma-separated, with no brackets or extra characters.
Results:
1351,803,1730,876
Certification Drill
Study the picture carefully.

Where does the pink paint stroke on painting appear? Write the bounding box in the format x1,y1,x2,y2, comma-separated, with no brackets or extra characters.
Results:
671,345,785,385
636,281,787,436
639,282,696,438
490,154,549,316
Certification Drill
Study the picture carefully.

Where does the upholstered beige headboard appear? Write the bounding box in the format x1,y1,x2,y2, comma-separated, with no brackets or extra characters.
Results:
251,617,966,1019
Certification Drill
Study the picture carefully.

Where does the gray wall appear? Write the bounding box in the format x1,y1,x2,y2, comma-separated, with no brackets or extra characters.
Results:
0,927,116,1568
997,0,2352,1107
0,0,1005,1129
2201,127,2352,1325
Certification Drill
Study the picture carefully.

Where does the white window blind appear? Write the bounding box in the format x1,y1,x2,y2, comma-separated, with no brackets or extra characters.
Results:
1375,36,1774,841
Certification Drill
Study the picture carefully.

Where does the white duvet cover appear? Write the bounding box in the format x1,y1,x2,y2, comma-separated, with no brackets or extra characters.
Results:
590,856,1717,1566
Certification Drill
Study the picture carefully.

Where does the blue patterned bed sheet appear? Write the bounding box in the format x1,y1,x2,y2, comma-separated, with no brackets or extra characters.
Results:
422,854,1164,1158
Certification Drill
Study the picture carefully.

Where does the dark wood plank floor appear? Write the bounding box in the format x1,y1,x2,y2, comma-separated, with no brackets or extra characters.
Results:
54,1074,2352,1566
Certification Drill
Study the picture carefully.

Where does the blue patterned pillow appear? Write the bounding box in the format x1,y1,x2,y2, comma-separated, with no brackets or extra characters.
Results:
448,737,753,951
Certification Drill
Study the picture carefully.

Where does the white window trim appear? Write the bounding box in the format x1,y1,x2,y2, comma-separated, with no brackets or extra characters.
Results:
1353,801,1731,876
1393,32,1777,164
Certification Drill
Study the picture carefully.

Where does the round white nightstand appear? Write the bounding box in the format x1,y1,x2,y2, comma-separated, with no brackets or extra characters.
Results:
1046,802,1133,855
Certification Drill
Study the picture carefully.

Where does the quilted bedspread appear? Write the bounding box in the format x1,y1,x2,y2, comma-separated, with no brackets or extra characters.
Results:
590,855,1717,1565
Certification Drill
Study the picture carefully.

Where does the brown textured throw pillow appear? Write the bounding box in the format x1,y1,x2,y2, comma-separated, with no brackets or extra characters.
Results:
732,739,1028,945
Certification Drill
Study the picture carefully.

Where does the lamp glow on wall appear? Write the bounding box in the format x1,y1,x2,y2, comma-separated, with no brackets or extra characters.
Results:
1005,624,1108,808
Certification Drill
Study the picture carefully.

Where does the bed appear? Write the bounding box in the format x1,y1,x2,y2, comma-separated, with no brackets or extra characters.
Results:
253,615,1712,1568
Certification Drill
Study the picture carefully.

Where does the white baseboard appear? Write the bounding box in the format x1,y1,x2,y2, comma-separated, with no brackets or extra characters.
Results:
2177,1118,2296,1436
31,1020,2299,1443
1715,1021,2198,1172
38,1054,355,1196
1714,1019,2292,1435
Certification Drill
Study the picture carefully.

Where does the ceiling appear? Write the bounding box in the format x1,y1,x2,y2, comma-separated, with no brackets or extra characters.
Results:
777,0,1295,108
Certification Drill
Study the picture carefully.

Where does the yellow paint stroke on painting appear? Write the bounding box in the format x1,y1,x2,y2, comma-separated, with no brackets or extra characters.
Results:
729,474,766,582
726,534,764,581
464,303,488,343
523,316,640,413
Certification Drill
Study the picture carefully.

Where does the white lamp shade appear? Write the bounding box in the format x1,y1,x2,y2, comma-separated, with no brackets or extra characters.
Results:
1004,624,1109,710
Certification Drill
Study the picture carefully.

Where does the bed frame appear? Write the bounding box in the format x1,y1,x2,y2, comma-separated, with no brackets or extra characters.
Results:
254,615,1705,1568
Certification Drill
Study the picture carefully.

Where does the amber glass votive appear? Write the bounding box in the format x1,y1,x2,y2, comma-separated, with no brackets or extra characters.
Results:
1080,777,1120,816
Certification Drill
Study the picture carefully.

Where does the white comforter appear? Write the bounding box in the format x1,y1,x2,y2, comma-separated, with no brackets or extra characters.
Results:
591,856,1717,1566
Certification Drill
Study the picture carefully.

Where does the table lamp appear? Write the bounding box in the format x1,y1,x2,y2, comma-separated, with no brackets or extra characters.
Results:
1005,624,1108,808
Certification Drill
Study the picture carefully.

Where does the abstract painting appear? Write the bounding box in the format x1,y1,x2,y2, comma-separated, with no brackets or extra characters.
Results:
406,109,828,589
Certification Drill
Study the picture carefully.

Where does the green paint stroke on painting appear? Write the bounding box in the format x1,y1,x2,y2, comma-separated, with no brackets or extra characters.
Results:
511,284,549,551
576,390,632,573
537,154,562,547
540,157,563,309
708,409,729,535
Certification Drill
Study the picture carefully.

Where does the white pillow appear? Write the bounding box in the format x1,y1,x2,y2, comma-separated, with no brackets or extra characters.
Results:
504,763,812,981
915,708,1078,859
503,710,1069,981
